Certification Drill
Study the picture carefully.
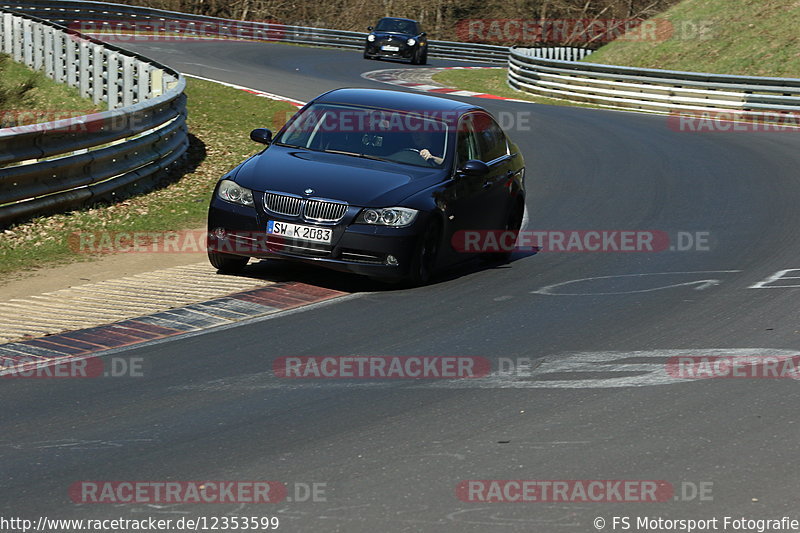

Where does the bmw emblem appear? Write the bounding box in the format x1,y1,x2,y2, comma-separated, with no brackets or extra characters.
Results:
304,188,314,195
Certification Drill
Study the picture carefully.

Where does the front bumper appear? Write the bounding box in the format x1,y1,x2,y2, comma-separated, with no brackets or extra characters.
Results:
365,41,416,60
208,196,429,280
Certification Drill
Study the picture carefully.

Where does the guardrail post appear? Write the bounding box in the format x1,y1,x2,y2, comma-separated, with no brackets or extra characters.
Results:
150,68,163,98
92,43,104,105
43,26,54,77
1,13,10,53
53,30,65,82
22,18,33,67
32,22,43,70
121,55,134,107
66,34,78,88
107,51,120,109
12,15,22,61
135,60,148,103
79,40,90,98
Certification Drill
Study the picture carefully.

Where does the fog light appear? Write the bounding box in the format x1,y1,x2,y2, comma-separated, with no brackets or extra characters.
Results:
213,227,227,239
386,255,398,266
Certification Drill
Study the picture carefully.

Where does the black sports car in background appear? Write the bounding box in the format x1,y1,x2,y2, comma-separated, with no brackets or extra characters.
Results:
207,88,525,285
364,17,428,64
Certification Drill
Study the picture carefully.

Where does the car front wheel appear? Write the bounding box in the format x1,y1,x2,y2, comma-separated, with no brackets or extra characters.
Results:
406,220,441,286
208,250,249,274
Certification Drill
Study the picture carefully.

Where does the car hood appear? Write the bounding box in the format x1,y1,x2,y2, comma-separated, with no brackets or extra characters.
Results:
233,145,444,207
371,31,415,40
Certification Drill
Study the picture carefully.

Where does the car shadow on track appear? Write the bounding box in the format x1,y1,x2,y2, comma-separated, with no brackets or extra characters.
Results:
222,247,540,293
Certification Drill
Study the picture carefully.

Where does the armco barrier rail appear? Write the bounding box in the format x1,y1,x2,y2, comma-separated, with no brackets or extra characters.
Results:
509,46,800,115
0,0,590,64
0,8,187,226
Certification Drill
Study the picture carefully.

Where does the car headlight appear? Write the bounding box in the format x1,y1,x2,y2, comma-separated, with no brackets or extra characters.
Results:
356,207,418,227
407,38,416,46
217,179,254,207
367,34,376,42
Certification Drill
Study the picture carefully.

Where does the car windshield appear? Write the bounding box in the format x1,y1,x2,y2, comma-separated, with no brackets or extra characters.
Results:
374,19,417,34
275,103,449,168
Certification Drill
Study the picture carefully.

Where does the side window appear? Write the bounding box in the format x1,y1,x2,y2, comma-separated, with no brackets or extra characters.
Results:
473,115,508,163
456,119,481,167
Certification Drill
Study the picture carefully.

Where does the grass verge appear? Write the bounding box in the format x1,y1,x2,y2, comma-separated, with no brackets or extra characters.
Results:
431,68,600,109
585,0,800,77
0,53,101,125
0,76,297,281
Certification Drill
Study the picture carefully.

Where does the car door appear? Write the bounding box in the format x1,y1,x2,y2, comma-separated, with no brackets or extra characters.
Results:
443,114,496,256
471,113,515,230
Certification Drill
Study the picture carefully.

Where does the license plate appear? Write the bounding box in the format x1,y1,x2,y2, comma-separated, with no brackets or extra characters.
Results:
381,45,399,51
267,221,332,244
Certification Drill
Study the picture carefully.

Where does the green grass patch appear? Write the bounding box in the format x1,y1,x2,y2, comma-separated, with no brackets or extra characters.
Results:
0,54,101,124
431,68,600,109
585,0,800,77
0,77,297,280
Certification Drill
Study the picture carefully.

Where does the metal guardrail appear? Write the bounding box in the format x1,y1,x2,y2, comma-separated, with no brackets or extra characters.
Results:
509,46,800,115
0,0,589,64
0,8,187,226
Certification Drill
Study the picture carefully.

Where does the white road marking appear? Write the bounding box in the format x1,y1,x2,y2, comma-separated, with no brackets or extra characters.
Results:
167,348,800,391
749,268,800,289
430,348,800,389
531,270,741,296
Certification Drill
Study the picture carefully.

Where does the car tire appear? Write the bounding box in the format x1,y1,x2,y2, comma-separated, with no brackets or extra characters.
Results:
481,200,524,264
363,48,373,60
419,49,428,65
406,219,441,286
208,250,249,274
410,48,422,65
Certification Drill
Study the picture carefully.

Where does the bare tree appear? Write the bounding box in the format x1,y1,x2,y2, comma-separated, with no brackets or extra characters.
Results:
112,0,680,42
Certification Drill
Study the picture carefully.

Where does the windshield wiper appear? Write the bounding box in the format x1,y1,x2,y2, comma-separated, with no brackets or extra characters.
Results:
273,141,304,149
324,149,389,162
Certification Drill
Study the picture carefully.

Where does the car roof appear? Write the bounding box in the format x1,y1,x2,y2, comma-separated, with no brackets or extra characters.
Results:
377,17,418,24
313,88,481,115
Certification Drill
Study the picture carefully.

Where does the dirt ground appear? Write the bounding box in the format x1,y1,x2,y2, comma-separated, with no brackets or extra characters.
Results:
0,238,208,300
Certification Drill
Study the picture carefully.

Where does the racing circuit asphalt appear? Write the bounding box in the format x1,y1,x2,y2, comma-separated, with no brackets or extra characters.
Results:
2,41,800,531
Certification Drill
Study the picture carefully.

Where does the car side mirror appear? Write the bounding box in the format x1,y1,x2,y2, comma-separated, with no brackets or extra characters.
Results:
250,128,272,145
457,159,489,177
420,32,426,37
367,26,373,31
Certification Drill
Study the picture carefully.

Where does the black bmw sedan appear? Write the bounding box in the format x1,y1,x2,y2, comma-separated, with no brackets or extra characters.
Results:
207,88,526,285
364,17,428,64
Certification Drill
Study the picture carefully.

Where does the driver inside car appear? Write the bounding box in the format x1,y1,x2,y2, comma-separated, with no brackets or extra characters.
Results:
410,129,444,165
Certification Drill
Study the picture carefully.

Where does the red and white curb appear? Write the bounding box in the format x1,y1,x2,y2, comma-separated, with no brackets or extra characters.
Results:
362,67,529,103
0,282,347,376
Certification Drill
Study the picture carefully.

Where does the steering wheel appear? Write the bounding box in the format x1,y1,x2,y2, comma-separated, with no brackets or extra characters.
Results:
402,148,439,166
